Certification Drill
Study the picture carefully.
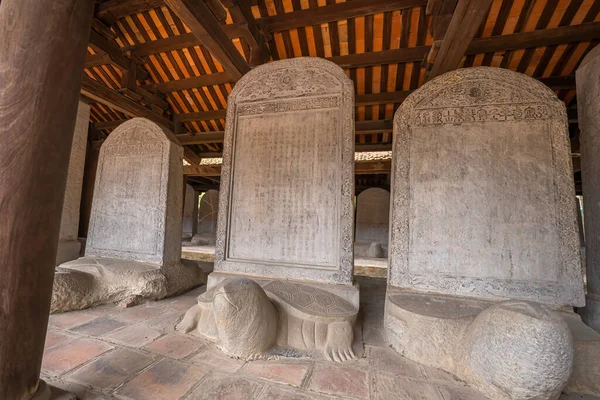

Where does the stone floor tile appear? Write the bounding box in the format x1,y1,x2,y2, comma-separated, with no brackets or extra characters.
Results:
112,304,166,323
367,346,425,380
308,364,368,399
436,385,489,400
66,348,154,391
145,333,204,359
45,330,76,351
43,377,109,400
242,361,310,387
188,347,245,373
42,338,113,376
104,325,162,347
372,373,444,400
70,317,126,337
420,364,464,387
165,295,198,312
86,305,122,317
48,312,99,330
362,327,387,347
186,371,263,400
257,385,329,400
116,358,209,400
142,310,184,332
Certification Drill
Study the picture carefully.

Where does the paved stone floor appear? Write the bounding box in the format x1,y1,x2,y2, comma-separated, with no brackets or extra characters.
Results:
43,277,596,400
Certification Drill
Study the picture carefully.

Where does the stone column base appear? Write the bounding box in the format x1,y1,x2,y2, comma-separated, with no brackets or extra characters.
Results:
55,240,81,265
578,294,600,333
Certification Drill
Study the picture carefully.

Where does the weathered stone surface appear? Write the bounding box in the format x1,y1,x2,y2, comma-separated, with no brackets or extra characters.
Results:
561,312,600,396
178,277,358,362
389,67,583,307
576,44,600,332
354,188,390,258
385,290,574,400
182,184,197,239
53,118,205,312
56,101,90,265
215,57,355,284
194,189,219,245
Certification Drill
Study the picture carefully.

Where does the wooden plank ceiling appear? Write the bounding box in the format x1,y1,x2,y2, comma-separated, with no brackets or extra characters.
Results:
84,0,600,186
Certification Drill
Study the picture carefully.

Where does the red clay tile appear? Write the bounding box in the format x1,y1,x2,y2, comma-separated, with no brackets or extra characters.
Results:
308,364,368,399
104,325,162,347
116,358,209,400
189,347,245,373
48,312,98,330
186,372,263,400
367,346,425,380
242,361,310,387
112,304,166,323
44,330,74,350
257,385,327,400
42,338,113,376
142,310,184,332
372,373,444,400
66,348,154,390
70,317,126,337
145,333,204,359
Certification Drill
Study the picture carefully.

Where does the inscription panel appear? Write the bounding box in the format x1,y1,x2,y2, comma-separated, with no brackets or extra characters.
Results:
408,121,559,282
90,154,163,256
228,108,340,267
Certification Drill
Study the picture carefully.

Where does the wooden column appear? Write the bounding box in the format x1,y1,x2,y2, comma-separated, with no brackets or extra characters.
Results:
0,1,94,399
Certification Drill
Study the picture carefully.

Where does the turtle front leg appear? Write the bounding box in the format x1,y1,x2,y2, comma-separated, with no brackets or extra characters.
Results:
324,321,356,362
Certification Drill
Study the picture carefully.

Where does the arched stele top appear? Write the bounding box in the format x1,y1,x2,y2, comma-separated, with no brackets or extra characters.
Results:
102,117,181,152
215,57,356,285
579,42,600,68
389,67,583,307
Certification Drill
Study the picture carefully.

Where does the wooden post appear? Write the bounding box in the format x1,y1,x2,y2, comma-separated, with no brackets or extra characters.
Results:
0,1,94,399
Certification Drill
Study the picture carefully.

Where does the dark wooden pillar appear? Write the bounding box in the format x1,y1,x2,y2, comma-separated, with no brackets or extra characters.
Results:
0,1,94,399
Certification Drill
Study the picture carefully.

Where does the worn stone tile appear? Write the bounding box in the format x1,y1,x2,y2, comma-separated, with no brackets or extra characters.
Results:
112,304,166,323
43,377,109,400
142,310,184,332
45,330,75,351
66,348,154,391
420,364,464,387
308,364,368,399
70,317,126,337
367,346,425,380
42,338,113,376
48,312,98,330
362,327,387,347
165,295,198,312
116,358,209,400
437,385,489,400
372,373,444,400
257,385,328,400
186,371,263,400
104,325,162,347
189,347,245,373
86,305,122,317
242,361,310,387
145,333,204,359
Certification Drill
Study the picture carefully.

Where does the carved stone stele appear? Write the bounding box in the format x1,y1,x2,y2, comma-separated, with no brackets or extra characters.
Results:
354,188,390,258
385,67,587,399
52,118,205,313
179,58,360,362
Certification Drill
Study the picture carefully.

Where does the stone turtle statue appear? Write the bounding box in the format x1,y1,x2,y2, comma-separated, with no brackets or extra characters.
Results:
177,277,358,362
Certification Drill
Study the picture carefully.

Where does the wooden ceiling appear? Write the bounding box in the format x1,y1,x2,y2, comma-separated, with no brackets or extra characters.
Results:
84,0,599,182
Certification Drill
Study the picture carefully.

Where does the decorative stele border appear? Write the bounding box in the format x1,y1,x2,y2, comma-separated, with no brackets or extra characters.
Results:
215,57,355,285
389,67,584,307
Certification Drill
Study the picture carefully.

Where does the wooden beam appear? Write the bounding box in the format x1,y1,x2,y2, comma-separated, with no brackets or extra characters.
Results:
96,0,165,21
356,91,413,106
184,164,223,177
164,0,251,79
184,148,202,165
466,21,600,55
261,0,427,32
221,0,270,66
538,75,575,90
177,131,225,145
330,47,430,69
355,143,393,152
176,110,227,123
144,72,234,93
94,119,128,130
81,76,173,130
355,120,393,133
427,0,459,39
89,30,149,80
84,52,113,69
429,0,493,79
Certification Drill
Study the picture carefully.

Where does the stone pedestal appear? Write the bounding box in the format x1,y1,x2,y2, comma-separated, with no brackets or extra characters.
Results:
385,67,587,399
576,44,600,333
56,101,90,265
53,118,205,313
178,58,359,362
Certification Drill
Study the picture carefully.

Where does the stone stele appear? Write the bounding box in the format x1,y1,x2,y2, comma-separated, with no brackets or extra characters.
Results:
191,189,219,246
178,58,360,362
385,67,591,399
182,183,197,239
354,187,390,258
52,118,205,313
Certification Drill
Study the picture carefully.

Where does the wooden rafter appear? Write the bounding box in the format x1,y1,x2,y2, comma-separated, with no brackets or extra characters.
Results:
221,0,270,66
164,0,251,79
89,30,149,80
428,0,494,80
